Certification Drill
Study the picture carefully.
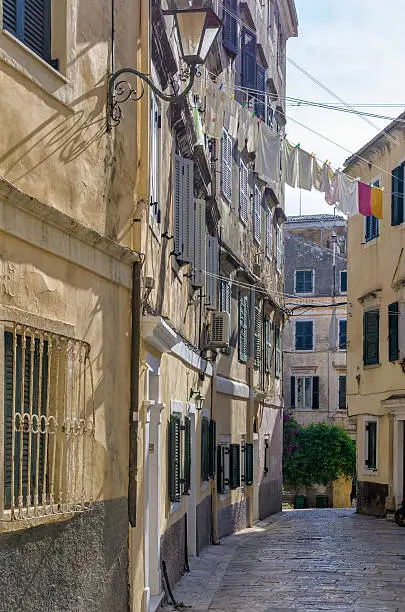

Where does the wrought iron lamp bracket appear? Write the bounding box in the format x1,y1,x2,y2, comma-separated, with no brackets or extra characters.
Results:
107,66,196,129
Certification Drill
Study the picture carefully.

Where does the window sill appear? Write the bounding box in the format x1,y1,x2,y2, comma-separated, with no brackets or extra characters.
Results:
0,510,74,533
363,363,381,370
362,237,379,247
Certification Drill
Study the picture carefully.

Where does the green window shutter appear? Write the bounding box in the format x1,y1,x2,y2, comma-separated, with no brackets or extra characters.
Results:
290,376,296,408
338,376,346,409
363,310,379,365
254,306,261,369
169,414,182,502
208,419,216,478
275,324,281,377
339,320,347,350
238,293,249,362
388,302,399,362
183,416,191,495
391,164,404,226
366,422,377,469
201,417,209,482
265,316,272,373
312,376,319,409
245,443,253,485
229,443,240,489
217,445,226,493
264,439,269,474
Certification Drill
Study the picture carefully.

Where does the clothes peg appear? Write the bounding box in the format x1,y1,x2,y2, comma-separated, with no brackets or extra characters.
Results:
219,83,224,90
252,110,256,117
259,115,263,123
231,93,235,99
242,100,247,108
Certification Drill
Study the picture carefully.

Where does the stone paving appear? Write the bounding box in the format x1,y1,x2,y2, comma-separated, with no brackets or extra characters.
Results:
162,509,405,611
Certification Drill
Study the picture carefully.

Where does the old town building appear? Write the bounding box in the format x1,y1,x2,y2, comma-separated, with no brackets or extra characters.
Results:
344,113,405,518
283,214,355,507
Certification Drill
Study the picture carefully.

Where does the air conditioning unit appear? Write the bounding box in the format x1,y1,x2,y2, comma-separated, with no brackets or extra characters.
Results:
209,311,230,348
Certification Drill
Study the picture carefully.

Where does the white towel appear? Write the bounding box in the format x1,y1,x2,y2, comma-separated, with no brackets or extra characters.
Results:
282,140,298,188
337,172,359,216
324,169,340,206
297,148,313,191
204,81,219,138
237,107,249,152
228,100,239,140
247,116,259,153
255,123,281,185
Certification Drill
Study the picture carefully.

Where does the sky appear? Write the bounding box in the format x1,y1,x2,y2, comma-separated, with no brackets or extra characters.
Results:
285,0,405,216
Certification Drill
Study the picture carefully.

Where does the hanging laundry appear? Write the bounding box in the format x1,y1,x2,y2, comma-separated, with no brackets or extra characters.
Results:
193,105,205,147
337,172,359,216
221,89,230,132
297,148,313,191
255,123,281,185
358,182,372,216
228,99,239,140
282,140,298,188
204,80,219,138
247,116,259,153
237,106,249,152
324,168,339,205
312,158,323,191
371,186,383,219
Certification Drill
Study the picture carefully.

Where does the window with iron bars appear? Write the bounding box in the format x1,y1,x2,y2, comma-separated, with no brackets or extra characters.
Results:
1,322,95,522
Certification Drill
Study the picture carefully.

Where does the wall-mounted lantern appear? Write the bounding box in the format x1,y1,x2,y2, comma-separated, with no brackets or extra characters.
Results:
189,388,205,410
108,6,222,128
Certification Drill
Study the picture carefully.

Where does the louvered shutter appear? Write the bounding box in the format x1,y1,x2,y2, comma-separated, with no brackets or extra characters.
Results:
183,416,191,495
192,198,206,287
266,207,272,258
253,185,262,244
222,0,238,54
388,302,399,362
3,0,17,35
221,129,233,202
238,293,249,362
229,444,240,489
312,376,319,410
276,225,283,272
220,280,231,315
265,316,272,372
174,156,194,263
290,376,296,408
174,156,183,259
275,324,281,377
366,422,377,469
239,159,249,223
340,271,347,293
363,311,379,365
201,417,209,481
241,28,256,89
295,321,313,351
245,443,253,485
256,65,266,120
339,320,347,350
24,0,51,61
169,414,181,502
217,445,225,493
206,236,219,310
338,376,346,409
208,420,216,478
392,165,404,226
254,306,261,369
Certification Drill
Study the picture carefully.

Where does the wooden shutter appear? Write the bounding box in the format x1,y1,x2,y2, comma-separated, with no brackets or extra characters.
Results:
206,236,219,310
201,417,209,482
265,316,272,372
229,444,240,489
264,439,269,474
208,420,216,478
3,0,17,35
363,310,379,365
169,414,182,502
392,164,404,226
222,0,238,54
312,376,319,410
295,271,304,293
388,302,399,362
296,321,313,351
266,207,272,258
192,198,206,287
174,156,194,263
253,185,262,243
239,158,249,223
241,28,256,89
220,280,231,315
24,0,51,61
340,271,347,293
256,65,266,120
184,416,191,495
238,293,249,362
254,306,261,369
290,376,296,408
221,128,233,202
366,422,377,469
338,376,346,409
217,445,225,493
276,225,283,272
275,324,281,377
245,443,253,485
339,320,347,350
174,156,183,259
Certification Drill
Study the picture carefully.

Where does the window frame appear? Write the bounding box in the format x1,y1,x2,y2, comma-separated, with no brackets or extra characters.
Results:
294,269,314,295
295,376,313,410
295,320,314,352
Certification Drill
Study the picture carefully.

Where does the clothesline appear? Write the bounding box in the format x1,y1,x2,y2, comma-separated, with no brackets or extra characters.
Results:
193,72,391,219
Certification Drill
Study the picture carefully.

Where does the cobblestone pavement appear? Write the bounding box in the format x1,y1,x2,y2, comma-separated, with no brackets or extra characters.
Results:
162,509,405,611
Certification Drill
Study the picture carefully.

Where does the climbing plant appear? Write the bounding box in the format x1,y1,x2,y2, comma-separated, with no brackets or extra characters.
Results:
283,413,356,487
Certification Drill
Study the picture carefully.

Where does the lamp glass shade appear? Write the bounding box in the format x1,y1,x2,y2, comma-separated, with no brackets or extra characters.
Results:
170,8,222,65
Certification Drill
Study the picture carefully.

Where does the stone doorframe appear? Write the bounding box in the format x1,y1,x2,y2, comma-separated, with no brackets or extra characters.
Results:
382,396,405,509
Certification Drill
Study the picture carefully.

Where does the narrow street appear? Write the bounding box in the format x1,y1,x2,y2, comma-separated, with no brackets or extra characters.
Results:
163,509,405,611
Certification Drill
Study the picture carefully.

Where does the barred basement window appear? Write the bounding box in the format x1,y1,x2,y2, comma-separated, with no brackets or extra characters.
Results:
2,323,95,522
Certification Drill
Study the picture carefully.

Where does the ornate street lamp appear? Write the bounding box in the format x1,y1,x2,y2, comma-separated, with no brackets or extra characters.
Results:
108,6,222,127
